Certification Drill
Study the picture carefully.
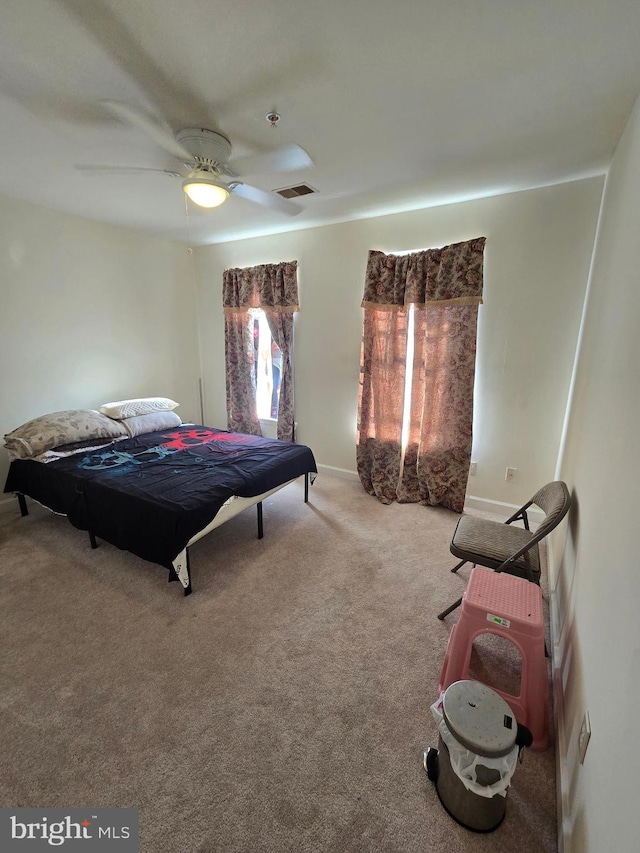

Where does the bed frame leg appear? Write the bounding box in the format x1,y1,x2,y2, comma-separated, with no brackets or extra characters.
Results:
169,551,193,595
183,549,192,596
89,531,98,550
304,472,309,503
169,567,193,594
257,501,263,539
17,494,28,517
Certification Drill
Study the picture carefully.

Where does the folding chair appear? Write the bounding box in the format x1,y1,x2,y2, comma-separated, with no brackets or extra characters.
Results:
437,481,571,620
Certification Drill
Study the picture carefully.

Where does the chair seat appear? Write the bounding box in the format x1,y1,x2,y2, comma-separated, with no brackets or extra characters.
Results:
450,515,540,580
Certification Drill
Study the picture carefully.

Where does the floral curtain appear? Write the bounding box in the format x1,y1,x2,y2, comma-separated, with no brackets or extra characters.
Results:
357,238,485,513
223,261,299,440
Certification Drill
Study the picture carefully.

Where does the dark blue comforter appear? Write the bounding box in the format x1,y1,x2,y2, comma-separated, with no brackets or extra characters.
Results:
4,426,317,569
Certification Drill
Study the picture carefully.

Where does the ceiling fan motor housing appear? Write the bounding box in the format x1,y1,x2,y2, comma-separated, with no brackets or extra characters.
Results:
175,128,232,168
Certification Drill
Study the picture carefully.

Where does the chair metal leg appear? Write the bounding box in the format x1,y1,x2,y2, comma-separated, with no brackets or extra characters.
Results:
437,597,463,620
450,559,468,574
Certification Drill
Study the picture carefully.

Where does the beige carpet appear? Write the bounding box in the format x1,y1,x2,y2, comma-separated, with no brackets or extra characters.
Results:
0,476,557,852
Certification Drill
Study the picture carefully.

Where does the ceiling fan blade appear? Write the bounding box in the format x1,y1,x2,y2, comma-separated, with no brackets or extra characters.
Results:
230,183,302,216
228,144,313,177
75,165,182,177
100,100,194,161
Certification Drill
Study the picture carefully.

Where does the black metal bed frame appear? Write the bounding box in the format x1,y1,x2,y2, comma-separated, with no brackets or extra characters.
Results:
15,471,312,596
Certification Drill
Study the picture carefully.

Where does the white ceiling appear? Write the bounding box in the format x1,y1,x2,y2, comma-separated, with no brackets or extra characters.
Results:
2,0,639,246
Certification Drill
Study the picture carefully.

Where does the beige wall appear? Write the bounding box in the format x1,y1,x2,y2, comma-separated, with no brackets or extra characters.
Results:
553,92,640,852
194,178,602,508
0,194,201,497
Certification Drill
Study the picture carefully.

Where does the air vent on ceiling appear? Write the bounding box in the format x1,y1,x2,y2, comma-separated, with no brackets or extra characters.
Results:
274,183,316,199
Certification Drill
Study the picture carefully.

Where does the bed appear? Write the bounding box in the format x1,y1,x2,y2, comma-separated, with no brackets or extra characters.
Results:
3,403,317,595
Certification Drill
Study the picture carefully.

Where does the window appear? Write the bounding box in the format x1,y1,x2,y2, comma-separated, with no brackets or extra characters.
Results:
222,259,298,441
357,239,485,511
251,309,282,420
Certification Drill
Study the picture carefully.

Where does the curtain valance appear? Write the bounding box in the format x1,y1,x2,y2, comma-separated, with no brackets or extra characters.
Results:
223,261,299,313
361,237,485,309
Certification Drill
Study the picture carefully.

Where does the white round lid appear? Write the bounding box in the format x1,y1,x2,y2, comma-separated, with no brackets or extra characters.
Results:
442,680,517,757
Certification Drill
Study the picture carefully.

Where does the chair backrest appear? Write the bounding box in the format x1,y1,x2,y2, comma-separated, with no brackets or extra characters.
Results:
530,481,572,541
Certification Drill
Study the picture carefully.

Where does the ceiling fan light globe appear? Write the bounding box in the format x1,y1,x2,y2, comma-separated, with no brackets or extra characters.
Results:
182,178,229,209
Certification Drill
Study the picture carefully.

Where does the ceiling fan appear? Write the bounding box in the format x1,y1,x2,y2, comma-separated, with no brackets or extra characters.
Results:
75,100,314,216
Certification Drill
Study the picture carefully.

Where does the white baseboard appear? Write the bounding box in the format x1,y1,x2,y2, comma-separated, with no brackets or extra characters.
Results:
547,538,567,853
316,464,359,481
310,480,547,521
550,593,568,852
464,493,545,524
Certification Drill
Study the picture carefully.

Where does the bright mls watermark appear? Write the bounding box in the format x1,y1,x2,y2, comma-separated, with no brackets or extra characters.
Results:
0,809,138,851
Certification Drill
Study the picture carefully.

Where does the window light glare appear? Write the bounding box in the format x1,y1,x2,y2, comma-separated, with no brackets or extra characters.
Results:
182,178,229,209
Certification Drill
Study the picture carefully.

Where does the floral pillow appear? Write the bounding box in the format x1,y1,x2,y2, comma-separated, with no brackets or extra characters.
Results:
4,410,127,459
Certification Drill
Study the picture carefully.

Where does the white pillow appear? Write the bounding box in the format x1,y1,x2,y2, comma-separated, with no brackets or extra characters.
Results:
120,410,182,438
99,397,179,420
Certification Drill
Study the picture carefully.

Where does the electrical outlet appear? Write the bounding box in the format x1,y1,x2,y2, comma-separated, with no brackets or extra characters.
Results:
469,461,477,476
505,467,517,482
578,711,591,764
